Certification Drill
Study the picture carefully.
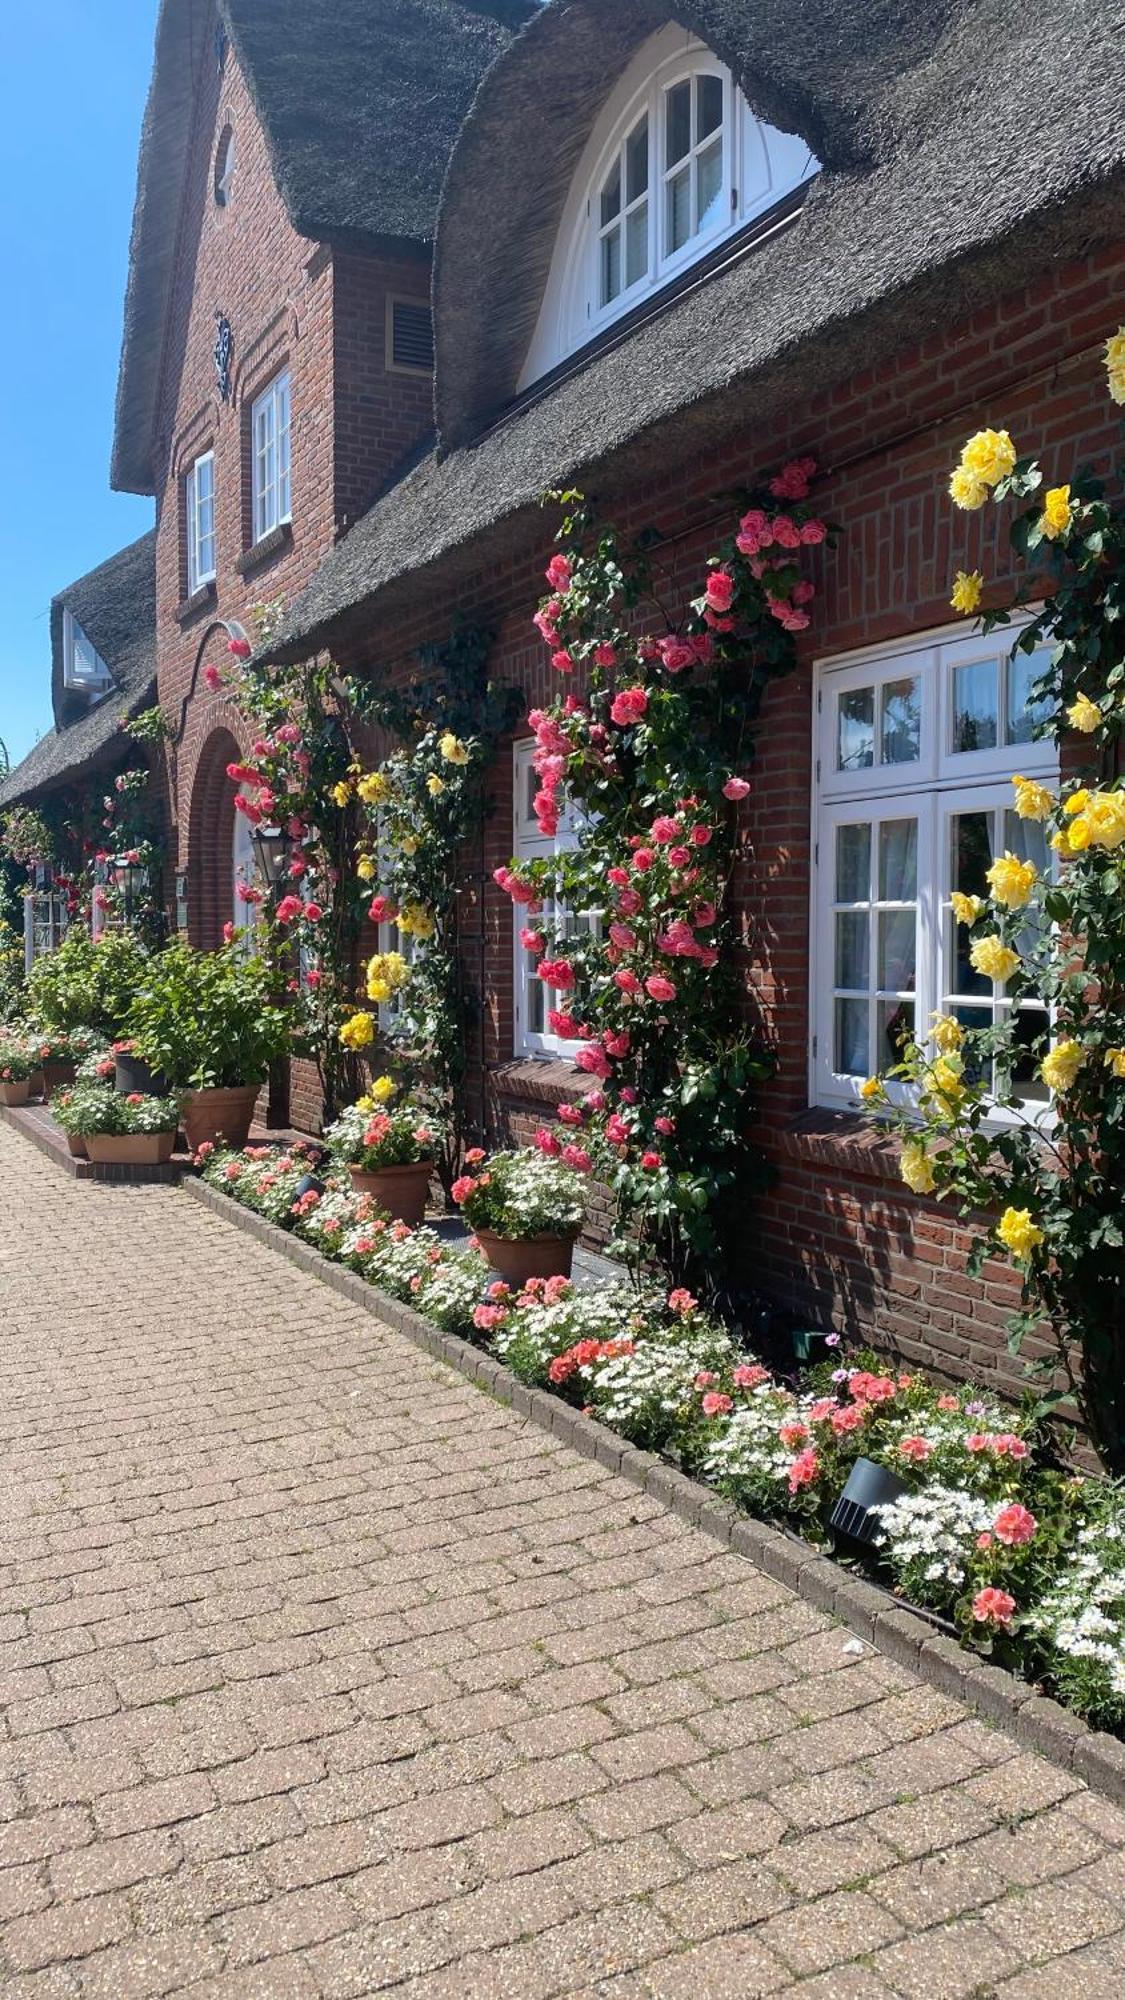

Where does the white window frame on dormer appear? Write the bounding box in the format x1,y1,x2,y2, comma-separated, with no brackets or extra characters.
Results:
518,23,817,389
61,608,113,695
810,620,1058,1123
251,369,291,544
186,450,216,595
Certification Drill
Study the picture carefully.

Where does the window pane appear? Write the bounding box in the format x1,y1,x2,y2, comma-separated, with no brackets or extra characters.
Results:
835,823,871,903
666,165,691,253
1003,812,1050,875
950,907,991,998
880,677,921,765
695,137,723,233
1007,646,1053,746
625,202,648,288
837,687,874,771
952,810,992,895
953,1005,992,1086
878,999,914,1066
666,81,691,166
952,659,998,752
1009,1007,1049,1101
834,998,868,1076
626,115,649,202
696,73,723,141
834,911,868,990
879,819,917,902
878,909,915,992
600,156,621,225
601,226,621,304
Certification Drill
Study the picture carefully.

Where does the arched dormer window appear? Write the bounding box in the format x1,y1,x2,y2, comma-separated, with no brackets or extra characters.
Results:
519,26,817,389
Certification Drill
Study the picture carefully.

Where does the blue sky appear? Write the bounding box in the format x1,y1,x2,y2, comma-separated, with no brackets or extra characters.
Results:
0,0,158,769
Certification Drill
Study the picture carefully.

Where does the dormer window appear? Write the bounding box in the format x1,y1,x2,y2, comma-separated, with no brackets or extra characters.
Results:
62,610,113,695
519,27,817,389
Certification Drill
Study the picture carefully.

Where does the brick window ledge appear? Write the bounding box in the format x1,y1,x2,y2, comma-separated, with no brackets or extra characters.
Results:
778,1106,907,1185
176,580,217,625
236,522,292,577
490,1058,588,1109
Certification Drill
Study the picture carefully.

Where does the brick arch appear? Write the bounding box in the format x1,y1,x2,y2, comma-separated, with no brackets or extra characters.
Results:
186,725,241,949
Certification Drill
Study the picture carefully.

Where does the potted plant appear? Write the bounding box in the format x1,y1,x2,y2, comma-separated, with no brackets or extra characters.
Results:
26,928,149,1041
26,1026,104,1095
325,1086,437,1225
52,1082,180,1165
452,1148,587,1286
123,940,291,1151
111,1038,168,1097
0,1041,36,1108
50,1086,88,1158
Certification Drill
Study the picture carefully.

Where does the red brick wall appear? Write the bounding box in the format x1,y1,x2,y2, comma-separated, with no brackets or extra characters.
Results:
330,239,1125,1400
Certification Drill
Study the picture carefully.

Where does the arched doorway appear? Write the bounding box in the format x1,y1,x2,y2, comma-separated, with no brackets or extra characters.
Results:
186,726,241,949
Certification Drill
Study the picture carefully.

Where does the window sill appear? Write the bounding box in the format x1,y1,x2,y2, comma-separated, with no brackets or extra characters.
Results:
778,1107,909,1185
176,580,217,625
490,1058,588,1109
236,522,292,577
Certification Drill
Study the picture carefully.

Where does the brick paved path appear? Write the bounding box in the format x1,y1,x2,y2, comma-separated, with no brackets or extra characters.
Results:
4,1123,1125,1998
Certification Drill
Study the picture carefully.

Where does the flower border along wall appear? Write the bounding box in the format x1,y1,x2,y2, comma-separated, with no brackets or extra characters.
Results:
867,329,1125,1474
193,1132,1125,1753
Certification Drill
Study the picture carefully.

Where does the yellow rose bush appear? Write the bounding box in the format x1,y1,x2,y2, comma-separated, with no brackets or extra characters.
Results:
868,343,1125,1469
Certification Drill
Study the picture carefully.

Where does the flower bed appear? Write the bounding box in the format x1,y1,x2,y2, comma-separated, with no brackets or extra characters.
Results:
198,1139,1125,1737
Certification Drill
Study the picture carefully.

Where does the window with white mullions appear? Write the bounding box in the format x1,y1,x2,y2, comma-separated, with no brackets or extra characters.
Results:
186,451,216,594
512,743,600,1058
663,69,725,257
251,370,291,543
941,792,1051,1101
598,112,650,308
826,805,924,1087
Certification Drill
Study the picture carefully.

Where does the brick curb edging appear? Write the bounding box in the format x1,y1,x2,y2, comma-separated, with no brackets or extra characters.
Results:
180,1173,1125,1808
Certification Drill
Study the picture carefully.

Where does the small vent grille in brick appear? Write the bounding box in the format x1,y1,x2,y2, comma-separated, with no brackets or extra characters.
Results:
391,300,434,373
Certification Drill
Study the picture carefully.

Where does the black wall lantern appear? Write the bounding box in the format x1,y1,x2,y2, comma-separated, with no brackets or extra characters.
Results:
249,824,290,893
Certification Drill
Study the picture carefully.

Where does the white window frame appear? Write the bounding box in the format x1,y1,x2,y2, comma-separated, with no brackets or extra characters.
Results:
811,620,1057,1120
512,740,598,1060
231,804,260,952
186,450,216,595
518,24,817,388
250,369,291,544
61,608,113,695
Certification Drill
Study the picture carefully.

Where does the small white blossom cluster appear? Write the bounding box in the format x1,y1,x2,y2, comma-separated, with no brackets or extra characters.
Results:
872,1484,995,1590
588,1328,738,1443
459,1149,587,1238
704,1386,806,1493
1030,1517,1125,1701
491,1286,642,1372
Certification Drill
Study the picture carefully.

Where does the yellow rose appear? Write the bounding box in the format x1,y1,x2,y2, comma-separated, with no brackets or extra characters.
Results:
1040,1039,1086,1092
1064,789,1090,817
338,1010,375,1051
950,570,984,614
369,1074,396,1103
1069,792,1125,853
356,856,376,882
900,1140,937,1195
859,1075,885,1103
426,775,445,797
1104,1048,1125,1079
1039,485,1072,541
400,835,419,857
930,1014,965,1055
1106,327,1125,407
950,892,986,926
986,852,1038,911
1011,775,1053,823
1067,693,1103,735
996,1206,1045,1261
970,935,1020,984
440,733,470,766
398,904,435,941
1050,825,1076,857
357,771,391,806
365,950,409,1003
367,980,391,1005
928,1055,966,1110
331,781,352,807
959,428,1017,488
949,466,987,511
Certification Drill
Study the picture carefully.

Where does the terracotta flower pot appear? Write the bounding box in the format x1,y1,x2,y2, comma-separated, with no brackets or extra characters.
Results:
29,1070,46,1101
181,1084,260,1154
475,1228,576,1289
0,1080,31,1107
348,1159,434,1226
83,1132,176,1165
41,1060,77,1094
65,1132,87,1159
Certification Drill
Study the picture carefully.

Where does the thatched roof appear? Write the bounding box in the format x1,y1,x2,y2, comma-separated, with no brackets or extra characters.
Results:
262,0,1125,667
112,0,534,497
0,534,156,809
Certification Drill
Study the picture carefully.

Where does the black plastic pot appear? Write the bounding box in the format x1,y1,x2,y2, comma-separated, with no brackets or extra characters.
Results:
293,1173,326,1201
829,1455,910,1548
115,1051,170,1098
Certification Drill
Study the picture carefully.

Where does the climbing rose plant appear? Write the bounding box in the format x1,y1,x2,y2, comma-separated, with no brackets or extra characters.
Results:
869,327,1125,1469
495,471,830,1287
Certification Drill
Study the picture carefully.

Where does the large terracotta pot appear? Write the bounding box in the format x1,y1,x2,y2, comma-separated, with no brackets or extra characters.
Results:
41,1060,77,1094
0,1080,31,1107
348,1159,433,1226
475,1229,576,1290
181,1084,260,1153
85,1132,176,1166
115,1051,169,1097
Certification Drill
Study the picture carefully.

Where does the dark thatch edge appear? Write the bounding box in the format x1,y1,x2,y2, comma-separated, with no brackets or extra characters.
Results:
181,1170,1125,1808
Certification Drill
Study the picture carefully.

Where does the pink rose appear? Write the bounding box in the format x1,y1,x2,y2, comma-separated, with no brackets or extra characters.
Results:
534,1127,561,1157
616,889,643,916
972,1587,1016,1627
640,1151,661,1171
723,777,750,801
993,1504,1037,1547
632,848,654,873
800,518,827,544
545,553,572,592
451,1176,476,1204
594,643,617,667
609,686,648,727
551,651,575,675
561,1144,592,1173
702,1392,733,1418
651,816,678,845
203,663,223,691
704,569,734,613
228,637,252,660
645,974,677,1003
